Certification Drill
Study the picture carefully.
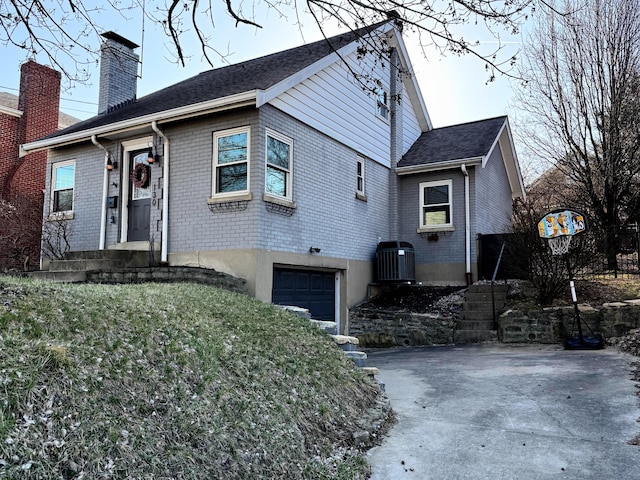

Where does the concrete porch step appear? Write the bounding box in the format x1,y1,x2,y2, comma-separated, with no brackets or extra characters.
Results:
48,258,130,272
63,249,154,268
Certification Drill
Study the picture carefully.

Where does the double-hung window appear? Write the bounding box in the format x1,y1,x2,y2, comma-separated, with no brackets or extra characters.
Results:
420,180,452,229
375,88,389,120
213,127,250,196
356,157,366,199
265,129,293,200
51,160,75,213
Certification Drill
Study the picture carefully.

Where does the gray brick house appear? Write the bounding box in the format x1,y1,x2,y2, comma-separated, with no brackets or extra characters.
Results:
22,22,525,332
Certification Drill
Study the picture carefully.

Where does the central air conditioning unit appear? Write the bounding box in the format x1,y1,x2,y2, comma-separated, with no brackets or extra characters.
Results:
376,240,416,283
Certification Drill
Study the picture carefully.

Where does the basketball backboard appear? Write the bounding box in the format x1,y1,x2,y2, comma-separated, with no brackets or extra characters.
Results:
537,209,586,239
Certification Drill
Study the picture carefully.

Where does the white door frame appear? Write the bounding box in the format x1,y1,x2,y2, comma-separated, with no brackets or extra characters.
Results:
120,137,153,243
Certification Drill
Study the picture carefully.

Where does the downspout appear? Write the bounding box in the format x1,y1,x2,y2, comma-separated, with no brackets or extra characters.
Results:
151,121,169,263
92,135,109,250
388,47,402,241
461,164,472,285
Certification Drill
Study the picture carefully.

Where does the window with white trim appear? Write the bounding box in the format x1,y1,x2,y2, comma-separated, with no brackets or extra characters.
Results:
212,127,250,196
51,160,75,213
375,88,389,120
420,180,452,228
356,157,365,196
265,129,293,200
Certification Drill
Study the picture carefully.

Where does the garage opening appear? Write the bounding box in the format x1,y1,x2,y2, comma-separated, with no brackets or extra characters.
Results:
272,268,336,321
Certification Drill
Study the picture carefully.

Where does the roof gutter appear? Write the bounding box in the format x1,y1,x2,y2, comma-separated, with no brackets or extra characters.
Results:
396,156,483,176
20,90,259,156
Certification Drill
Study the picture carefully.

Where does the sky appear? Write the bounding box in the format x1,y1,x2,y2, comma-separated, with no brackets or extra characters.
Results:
0,4,524,130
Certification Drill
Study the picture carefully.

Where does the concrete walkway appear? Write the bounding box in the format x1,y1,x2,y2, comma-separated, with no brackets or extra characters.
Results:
366,344,640,479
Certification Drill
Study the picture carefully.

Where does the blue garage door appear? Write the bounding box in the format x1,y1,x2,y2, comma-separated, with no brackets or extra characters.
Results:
272,268,335,321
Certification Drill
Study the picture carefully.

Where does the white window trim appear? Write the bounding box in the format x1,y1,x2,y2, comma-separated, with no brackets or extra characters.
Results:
356,157,367,201
265,128,293,201
375,87,389,121
212,126,251,198
50,159,76,215
419,179,453,230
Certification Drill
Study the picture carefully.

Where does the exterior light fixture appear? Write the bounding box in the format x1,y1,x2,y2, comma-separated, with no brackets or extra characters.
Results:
106,156,118,171
147,147,154,164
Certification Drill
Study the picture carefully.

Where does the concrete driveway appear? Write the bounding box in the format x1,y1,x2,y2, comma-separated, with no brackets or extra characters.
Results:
366,344,640,479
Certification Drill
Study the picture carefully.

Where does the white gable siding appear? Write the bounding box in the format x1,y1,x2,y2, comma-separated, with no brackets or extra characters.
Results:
268,50,392,167
401,80,422,154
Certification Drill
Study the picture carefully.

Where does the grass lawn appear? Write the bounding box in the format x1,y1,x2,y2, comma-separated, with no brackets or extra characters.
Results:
0,276,389,479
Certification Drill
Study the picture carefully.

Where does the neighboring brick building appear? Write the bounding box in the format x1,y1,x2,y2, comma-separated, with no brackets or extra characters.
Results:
0,60,73,270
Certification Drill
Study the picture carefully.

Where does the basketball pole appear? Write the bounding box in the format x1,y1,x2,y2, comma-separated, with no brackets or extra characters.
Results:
564,257,585,345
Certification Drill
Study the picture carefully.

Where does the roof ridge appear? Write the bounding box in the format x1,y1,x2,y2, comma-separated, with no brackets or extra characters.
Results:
431,115,507,131
31,20,397,143
195,21,391,76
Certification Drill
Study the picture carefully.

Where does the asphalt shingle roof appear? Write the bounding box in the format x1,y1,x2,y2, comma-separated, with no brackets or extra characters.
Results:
398,116,507,168
46,22,388,140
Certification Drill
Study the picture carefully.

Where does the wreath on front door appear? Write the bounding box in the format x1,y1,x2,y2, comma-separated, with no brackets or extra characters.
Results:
130,163,150,188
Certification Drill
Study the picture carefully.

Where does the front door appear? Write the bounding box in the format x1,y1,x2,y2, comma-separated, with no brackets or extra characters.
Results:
127,150,152,242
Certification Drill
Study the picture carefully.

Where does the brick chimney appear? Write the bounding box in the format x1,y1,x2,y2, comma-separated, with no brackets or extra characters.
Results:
18,60,61,145
98,31,140,114
2,60,61,200
0,60,61,270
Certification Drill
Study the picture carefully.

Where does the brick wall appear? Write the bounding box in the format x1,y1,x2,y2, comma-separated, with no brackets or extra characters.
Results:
46,146,105,252
398,170,469,265
7,60,61,201
0,112,20,194
138,105,390,261
60,103,392,261
256,105,390,260
0,60,61,270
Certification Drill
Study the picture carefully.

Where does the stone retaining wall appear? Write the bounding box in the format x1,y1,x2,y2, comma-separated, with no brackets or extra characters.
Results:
349,299,640,347
349,308,456,347
499,300,640,343
85,266,248,294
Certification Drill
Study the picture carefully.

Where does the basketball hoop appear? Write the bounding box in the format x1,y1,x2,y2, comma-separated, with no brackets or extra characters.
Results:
548,235,572,256
536,209,603,349
537,209,586,256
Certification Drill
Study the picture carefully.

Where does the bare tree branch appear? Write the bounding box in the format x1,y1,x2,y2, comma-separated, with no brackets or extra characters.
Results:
1,0,556,88
515,0,640,268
